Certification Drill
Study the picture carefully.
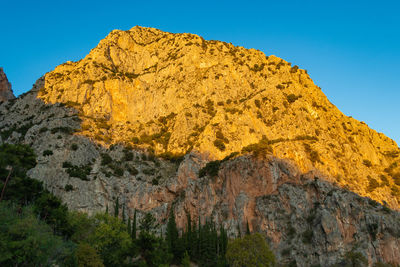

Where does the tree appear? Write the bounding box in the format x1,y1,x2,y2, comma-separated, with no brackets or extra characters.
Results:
114,197,119,218
166,207,180,261
139,212,158,233
132,209,137,239
226,233,275,267
0,202,75,266
182,251,191,267
344,250,368,267
75,243,104,267
89,213,132,266
246,221,250,235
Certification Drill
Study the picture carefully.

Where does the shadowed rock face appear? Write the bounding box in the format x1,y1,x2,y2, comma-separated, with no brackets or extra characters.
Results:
0,89,399,266
0,68,15,102
1,27,400,266
36,26,400,208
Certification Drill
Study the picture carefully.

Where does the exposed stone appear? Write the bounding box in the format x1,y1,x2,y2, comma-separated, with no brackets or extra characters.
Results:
35,26,400,208
0,27,400,266
0,68,15,102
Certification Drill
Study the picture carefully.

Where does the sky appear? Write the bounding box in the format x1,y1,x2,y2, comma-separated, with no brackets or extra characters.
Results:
1,0,399,144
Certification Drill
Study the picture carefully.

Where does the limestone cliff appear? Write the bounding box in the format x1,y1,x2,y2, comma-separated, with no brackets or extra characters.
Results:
36,26,400,208
1,26,400,266
0,68,15,102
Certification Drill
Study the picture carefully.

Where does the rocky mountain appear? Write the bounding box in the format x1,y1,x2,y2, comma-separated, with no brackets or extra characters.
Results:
0,68,15,102
1,27,400,266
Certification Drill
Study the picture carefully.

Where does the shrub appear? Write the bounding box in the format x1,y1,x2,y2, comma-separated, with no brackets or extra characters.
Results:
42,150,53,156
39,127,48,133
71,144,78,151
62,161,73,168
213,139,226,151
241,136,273,156
101,153,112,166
64,184,74,192
123,150,134,161
199,160,221,177
363,159,372,167
367,177,380,192
127,166,139,176
290,65,299,73
392,172,400,186
254,99,261,108
302,229,313,244
65,165,92,181
286,94,300,103
226,233,275,267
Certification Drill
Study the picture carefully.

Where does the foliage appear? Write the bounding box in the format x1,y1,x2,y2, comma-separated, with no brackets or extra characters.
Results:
213,139,226,151
89,213,132,266
199,160,221,178
241,136,273,156
0,202,76,266
75,243,104,267
344,250,368,267
226,233,275,267
43,149,53,156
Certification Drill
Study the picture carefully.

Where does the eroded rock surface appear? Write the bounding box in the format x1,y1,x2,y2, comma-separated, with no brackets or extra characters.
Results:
0,68,15,102
35,26,400,207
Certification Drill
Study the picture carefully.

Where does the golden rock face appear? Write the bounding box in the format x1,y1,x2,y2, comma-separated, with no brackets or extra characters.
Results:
38,26,400,208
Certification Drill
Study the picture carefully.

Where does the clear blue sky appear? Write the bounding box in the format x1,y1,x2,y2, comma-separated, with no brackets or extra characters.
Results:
1,0,399,145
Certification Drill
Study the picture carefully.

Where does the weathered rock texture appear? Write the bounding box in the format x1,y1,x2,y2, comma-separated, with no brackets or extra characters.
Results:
0,68,15,102
36,26,400,208
1,27,400,266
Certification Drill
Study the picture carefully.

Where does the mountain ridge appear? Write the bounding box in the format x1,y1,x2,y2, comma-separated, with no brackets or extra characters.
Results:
1,26,400,266
36,26,400,208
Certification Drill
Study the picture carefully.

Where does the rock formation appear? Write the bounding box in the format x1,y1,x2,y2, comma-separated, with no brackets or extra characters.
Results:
1,26,400,266
0,68,15,102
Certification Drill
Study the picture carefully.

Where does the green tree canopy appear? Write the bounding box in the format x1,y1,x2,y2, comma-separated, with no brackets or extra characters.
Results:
226,233,275,267
88,213,132,266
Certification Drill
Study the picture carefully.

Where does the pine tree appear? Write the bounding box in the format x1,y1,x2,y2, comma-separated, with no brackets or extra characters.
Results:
127,216,132,236
186,213,192,255
166,207,179,262
122,204,126,223
246,220,250,235
237,222,241,238
132,209,137,240
114,197,119,218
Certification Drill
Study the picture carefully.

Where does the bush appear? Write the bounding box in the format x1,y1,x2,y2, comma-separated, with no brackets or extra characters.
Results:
302,229,313,244
199,160,221,178
363,159,372,167
286,94,300,103
127,165,139,176
71,144,78,151
226,233,275,267
254,99,261,108
65,165,92,181
241,136,273,156
101,153,112,166
367,177,380,192
43,150,53,156
214,139,226,151
64,184,74,192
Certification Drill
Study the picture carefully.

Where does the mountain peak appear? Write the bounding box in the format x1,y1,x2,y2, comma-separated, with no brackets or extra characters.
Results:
36,27,400,208
0,67,15,102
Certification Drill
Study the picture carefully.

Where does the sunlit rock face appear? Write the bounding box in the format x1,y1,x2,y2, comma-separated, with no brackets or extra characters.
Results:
0,68,15,102
36,26,400,208
1,26,400,266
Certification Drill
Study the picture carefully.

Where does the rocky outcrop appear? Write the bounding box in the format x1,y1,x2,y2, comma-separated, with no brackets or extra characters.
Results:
0,68,15,102
0,89,400,266
36,26,400,208
1,27,400,266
